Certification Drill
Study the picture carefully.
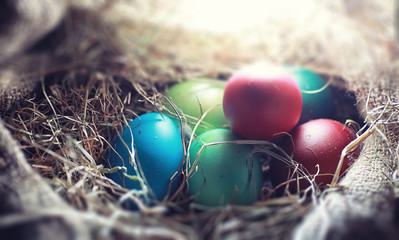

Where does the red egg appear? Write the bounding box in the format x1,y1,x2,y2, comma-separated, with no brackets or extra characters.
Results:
223,64,302,141
271,119,360,192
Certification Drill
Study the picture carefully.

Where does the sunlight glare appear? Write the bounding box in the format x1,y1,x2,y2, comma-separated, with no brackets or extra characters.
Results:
166,0,316,32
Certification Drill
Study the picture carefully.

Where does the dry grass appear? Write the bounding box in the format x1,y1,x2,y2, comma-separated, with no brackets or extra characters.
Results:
1,0,395,239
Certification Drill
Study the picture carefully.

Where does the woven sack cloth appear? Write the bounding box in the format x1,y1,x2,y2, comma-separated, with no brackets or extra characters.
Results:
294,73,399,239
0,0,66,110
0,0,398,239
292,0,399,238
0,1,89,239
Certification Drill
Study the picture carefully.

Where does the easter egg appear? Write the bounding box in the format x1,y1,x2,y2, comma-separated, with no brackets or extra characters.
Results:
287,67,334,124
106,112,184,202
164,78,228,135
270,119,359,192
223,63,302,141
188,128,262,206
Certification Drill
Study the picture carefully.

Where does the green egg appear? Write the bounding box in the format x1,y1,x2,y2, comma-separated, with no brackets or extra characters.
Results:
286,67,334,124
188,128,262,206
164,78,228,135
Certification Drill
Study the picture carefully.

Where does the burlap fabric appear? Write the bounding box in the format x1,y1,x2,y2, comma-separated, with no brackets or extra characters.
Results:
0,0,66,110
292,1,399,238
294,75,399,239
0,0,89,239
0,0,398,239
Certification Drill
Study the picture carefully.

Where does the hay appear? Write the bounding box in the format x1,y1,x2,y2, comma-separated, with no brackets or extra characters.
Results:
0,2,309,239
0,0,398,239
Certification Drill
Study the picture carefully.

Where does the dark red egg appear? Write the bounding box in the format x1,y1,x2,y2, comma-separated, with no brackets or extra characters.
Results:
271,119,360,192
223,64,302,141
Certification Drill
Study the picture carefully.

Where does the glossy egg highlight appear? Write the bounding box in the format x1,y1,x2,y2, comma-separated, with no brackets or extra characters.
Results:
107,112,184,202
165,78,228,135
271,119,359,191
188,128,262,206
223,63,302,141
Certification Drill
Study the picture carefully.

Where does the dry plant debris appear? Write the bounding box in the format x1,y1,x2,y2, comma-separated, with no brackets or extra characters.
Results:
1,0,398,239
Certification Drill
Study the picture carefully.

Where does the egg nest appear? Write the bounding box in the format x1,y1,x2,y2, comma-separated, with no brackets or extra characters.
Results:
1,1,395,239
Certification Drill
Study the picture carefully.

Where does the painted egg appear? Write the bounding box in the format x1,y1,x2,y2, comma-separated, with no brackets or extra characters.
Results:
106,112,184,202
188,128,263,206
164,78,228,135
287,67,334,124
270,119,359,192
223,63,302,141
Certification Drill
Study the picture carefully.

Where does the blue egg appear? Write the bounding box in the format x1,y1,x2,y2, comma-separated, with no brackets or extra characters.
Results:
106,112,184,203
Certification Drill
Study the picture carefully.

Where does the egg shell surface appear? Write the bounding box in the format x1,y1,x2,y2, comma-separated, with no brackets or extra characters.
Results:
165,78,228,135
188,128,262,206
271,119,359,192
223,63,302,141
287,67,334,124
107,112,184,202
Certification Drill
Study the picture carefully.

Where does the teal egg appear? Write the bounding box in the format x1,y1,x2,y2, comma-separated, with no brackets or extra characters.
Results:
287,67,334,123
188,128,262,206
107,112,184,202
